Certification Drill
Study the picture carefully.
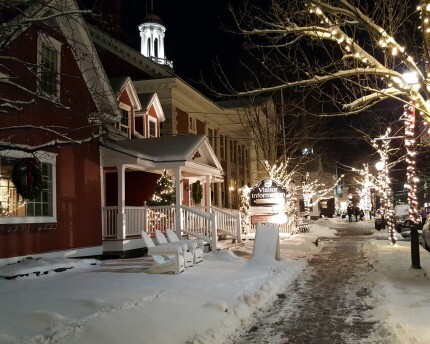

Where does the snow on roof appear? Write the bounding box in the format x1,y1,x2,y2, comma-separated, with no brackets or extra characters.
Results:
112,135,207,162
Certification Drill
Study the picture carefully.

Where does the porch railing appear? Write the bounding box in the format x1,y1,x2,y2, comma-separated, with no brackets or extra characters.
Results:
181,206,217,249
210,206,241,242
102,205,218,249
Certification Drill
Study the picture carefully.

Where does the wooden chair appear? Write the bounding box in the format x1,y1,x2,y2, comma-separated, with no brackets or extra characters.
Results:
141,231,184,274
165,229,204,264
154,230,194,267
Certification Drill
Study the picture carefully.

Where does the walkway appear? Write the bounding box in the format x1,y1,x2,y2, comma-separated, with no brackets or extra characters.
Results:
225,223,386,344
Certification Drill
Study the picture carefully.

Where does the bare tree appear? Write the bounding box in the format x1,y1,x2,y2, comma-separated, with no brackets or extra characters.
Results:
0,0,119,153
220,0,430,123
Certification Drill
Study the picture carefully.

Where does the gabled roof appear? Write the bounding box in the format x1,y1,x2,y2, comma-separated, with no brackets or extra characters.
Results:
2,0,121,119
101,135,223,179
137,93,165,122
110,76,142,111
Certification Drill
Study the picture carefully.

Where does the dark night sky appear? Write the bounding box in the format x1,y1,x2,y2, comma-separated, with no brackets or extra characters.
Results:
120,0,245,94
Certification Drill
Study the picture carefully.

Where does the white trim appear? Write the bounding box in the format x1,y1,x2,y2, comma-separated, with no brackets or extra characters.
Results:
0,150,57,224
0,245,102,268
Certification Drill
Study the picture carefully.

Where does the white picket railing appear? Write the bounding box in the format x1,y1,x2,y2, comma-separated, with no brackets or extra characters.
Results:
145,205,176,235
102,205,218,249
181,206,217,249
103,206,118,238
211,206,241,242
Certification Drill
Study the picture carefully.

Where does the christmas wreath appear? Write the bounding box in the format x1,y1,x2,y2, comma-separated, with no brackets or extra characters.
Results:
191,181,203,204
12,158,43,199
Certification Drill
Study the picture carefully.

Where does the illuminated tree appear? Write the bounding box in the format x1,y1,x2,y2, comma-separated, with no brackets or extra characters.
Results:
373,129,397,244
299,172,342,219
223,0,430,123
262,159,298,224
147,171,176,206
352,164,377,218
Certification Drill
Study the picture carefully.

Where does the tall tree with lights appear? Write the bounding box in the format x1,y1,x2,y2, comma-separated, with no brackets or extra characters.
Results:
147,171,176,206
223,0,430,122
373,129,397,244
299,172,343,219
262,159,298,224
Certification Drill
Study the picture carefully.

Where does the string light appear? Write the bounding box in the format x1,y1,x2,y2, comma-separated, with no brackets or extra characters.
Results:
404,103,420,223
372,129,396,244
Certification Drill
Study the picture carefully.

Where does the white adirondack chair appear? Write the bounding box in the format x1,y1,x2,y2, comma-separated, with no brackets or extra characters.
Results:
141,231,184,274
154,230,194,267
165,229,204,264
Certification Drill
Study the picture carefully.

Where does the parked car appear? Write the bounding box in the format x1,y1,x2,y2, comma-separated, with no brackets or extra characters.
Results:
396,219,423,238
422,217,430,251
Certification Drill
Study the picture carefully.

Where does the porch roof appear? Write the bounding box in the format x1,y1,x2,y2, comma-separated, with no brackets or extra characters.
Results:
102,135,224,179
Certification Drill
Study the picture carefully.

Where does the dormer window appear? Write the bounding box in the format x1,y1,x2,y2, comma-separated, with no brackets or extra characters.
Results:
37,32,62,99
118,106,131,138
149,117,157,137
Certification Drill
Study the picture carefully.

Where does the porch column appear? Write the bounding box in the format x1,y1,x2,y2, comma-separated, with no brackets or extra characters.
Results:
205,175,211,211
174,167,183,237
215,181,222,207
117,165,126,240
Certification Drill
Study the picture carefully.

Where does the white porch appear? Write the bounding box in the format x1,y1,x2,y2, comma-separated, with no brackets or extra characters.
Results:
102,205,243,254
100,135,235,255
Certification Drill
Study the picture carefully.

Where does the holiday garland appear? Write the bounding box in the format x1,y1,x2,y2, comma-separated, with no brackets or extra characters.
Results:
12,158,43,199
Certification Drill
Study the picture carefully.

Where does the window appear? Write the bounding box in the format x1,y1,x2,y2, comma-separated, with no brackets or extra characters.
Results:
219,135,225,159
37,33,61,99
0,154,56,224
147,38,151,56
189,115,196,132
149,118,157,137
238,145,243,166
230,140,235,162
301,147,314,156
208,128,214,149
119,108,130,137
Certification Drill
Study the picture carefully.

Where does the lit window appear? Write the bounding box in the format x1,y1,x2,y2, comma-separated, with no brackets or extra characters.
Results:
301,147,314,156
0,154,56,223
37,33,61,99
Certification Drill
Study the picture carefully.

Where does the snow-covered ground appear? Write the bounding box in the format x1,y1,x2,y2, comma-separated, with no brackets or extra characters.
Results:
0,218,429,344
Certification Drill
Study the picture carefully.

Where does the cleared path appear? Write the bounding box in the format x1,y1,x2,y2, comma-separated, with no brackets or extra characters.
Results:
225,226,387,343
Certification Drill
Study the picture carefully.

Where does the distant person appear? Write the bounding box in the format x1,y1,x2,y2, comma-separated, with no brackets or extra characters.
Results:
354,206,360,222
359,208,365,221
347,204,353,222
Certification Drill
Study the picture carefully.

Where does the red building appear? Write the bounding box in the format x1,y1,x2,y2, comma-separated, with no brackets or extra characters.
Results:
0,0,120,264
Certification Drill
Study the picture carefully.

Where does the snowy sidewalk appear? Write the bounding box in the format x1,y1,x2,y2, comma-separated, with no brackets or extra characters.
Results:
0,219,430,343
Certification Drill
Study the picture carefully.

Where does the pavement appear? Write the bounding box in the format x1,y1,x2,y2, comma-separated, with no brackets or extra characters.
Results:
223,219,388,343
